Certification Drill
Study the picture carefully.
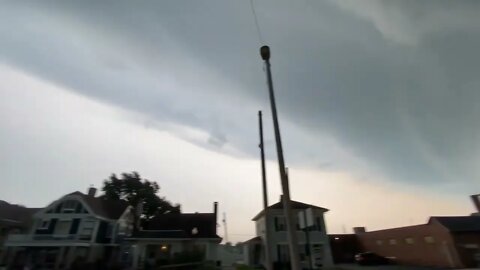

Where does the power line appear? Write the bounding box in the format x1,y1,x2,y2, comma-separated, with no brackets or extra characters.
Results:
250,0,264,44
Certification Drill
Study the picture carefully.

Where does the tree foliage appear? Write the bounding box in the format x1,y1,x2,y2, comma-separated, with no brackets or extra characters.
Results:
101,172,180,220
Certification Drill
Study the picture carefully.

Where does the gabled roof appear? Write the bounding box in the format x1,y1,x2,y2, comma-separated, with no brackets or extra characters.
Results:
66,191,130,220
252,199,328,221
430,216,480,232
136,213,221,239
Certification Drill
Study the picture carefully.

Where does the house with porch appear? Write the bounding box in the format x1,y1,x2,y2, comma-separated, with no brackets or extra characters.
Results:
125,202,222,268
243,196,333,269
2,187,134,269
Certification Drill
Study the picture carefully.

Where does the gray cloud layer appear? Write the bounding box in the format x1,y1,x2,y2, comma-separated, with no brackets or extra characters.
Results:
2,0,480,193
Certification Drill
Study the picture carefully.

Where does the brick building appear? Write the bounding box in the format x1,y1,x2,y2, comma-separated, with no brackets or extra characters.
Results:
329,195,480,268
353,194,480,268
354,216,480,268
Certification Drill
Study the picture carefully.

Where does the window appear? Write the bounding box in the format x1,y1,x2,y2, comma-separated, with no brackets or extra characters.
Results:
405,238,415,244
55,203,63,213
376,240,383,246
277,244,289,262
315,217,323,231
74,203,84,213
275,216,286,231
105,223,114,239
424,236,435,244
37,219,50,230
389,239,397,245
79,220,95,240
55,220,72,235
299,245,306,261
62,200,77,213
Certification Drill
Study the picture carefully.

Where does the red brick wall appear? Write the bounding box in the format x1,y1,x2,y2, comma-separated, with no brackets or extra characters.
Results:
356,224,462,268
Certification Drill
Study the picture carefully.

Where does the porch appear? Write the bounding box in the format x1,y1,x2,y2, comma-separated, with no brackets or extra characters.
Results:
129,239,219,269
1,244,118,269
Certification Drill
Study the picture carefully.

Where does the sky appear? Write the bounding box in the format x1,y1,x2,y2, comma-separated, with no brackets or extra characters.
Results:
1,0,479,243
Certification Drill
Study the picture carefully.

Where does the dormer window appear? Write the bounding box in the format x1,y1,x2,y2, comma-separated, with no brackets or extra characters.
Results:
37,219,50,230
62,200,77,213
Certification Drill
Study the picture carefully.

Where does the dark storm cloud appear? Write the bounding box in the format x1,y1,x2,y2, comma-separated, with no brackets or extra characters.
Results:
1,0,480,192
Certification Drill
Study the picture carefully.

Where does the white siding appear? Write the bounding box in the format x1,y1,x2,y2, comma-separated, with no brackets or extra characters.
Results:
253,207,333,268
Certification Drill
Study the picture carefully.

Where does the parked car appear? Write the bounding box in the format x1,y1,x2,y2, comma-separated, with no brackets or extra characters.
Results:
355,252,392,265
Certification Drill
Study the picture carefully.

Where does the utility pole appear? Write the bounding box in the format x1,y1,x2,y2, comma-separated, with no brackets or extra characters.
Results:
258,111,272,270
260,46,301,270
223,212,229,243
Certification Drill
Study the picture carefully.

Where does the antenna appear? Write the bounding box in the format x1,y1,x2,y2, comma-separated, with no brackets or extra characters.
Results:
223,212,229,243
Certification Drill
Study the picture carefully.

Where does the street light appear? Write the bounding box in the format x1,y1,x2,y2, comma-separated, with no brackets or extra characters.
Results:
259,45,301,270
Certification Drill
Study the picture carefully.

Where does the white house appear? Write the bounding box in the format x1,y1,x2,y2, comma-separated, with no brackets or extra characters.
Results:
244,196,333,269
2,187,133,269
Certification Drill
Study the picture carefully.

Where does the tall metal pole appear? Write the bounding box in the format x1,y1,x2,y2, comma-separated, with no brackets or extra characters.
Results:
223,212,229,243
260,46,301,270
258,111,272,270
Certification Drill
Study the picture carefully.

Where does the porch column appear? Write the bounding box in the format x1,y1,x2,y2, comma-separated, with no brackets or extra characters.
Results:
0,247,7,265
5,247,17,268
205,242,210,260
205,242,218,261
132,243,146,270
66,246,76,268
0,246,11,265
54,247,65,270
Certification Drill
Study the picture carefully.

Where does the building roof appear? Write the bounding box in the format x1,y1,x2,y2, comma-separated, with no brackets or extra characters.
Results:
137,213,221,239
354,224,429,234
352,216,480,235
252,199,328,221
243,236,261,243
431,216,480,232
67,191,130,220
0,200,39,228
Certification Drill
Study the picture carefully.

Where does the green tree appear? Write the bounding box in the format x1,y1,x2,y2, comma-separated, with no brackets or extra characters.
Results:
101,172,180,220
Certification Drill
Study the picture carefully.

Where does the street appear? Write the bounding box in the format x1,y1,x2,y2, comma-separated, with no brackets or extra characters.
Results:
334,264,446,270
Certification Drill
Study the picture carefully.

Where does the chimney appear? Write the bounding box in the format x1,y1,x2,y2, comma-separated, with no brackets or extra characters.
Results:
87,186,97,197
353,227,366,234
471,194,480,213
213,202,218,224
